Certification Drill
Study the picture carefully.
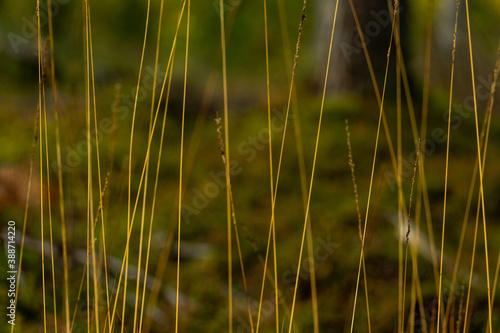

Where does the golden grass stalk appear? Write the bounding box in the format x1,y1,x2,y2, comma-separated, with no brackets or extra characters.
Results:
46,0,71,329
41,43,59,333
141,5,190,328
436,1,460,331
262,0,279,330
141,18,241,327
485,42,500,333
217,0,234,329
108,2,187,329
462,38,500,333
347,2,432,328
443,38,500,331
256,0,315,331
132,0,161,329
142,16,189,332
275,0,319,326
80,2,91,331
345,119,372,333
216,116,255,332
86,5,104,331
287,1,338,331
175,0,190,331
122,0,151,330
138,1,165,331
462,0,493,330
349,2,439,299
36,0,48,331
349,1,398,330
396,9,403,330
256,1,307,331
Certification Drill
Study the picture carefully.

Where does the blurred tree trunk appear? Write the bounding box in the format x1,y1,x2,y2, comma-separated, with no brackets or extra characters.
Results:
313,0,350,93
313,0,416,97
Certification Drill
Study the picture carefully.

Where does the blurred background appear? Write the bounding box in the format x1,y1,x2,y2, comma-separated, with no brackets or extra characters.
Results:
1,0,500,331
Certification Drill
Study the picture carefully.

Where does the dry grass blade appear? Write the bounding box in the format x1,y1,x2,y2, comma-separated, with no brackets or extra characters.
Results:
349,0,440,300
6,0,500,331
462,0,493,330
121,1,151,331
216,116,255,333
86,6,103,331
350,1,398,331
133,2,154,328
275,11,319,326
46,0,71,329
345,119,372,333
346,120,363,241
175,1,190,330
436,1,459,330
261,0,279,330
443,38,500,330
141,7,181,332
138,1,165,331
36,1,47,331
288,0,338,331
256,0,308,331
108,1,187,329
217,0,234,329
401,139,420,332
41,42,59,332
463,37,500,333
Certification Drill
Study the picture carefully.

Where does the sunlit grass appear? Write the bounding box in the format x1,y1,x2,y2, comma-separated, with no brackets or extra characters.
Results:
3,0,500,332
